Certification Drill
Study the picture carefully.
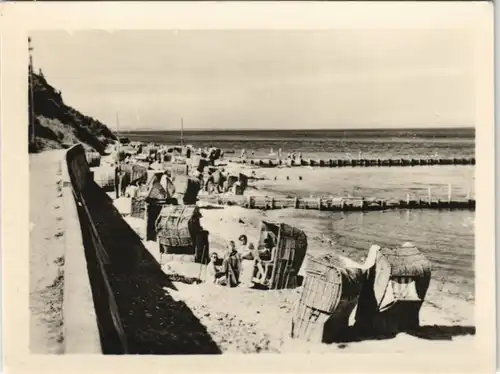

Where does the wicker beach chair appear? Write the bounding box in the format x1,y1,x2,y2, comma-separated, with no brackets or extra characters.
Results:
354,242,432,335
291,254,364,343
155,205,203,259
251,221,308,290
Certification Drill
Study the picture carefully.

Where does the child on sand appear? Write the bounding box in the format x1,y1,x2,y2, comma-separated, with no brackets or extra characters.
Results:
207,252,225,284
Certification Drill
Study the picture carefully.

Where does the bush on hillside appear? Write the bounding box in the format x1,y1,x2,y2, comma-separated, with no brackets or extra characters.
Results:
29,72,117,154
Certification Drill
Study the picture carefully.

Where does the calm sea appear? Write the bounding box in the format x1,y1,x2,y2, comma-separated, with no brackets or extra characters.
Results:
254,164,475,302
123,128,475,159
126,128,476,303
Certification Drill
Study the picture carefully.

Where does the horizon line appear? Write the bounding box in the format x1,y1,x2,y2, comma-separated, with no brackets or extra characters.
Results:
120,126,475,133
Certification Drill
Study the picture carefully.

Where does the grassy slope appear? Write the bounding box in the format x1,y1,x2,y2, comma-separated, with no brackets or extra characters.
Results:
30,72,116,154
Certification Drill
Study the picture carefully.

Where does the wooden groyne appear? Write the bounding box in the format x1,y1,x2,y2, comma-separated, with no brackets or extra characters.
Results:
198,194,475,211
230,157,475,168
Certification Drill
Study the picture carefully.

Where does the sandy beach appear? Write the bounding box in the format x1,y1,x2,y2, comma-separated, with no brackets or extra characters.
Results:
122,203,475,354
114,156,475,354
28,150,475,354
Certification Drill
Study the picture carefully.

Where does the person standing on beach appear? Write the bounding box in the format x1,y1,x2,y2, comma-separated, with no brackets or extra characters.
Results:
223,241,242,287
204,171,214,193
183,171,202,205
213,169,225,193
160,169,176,200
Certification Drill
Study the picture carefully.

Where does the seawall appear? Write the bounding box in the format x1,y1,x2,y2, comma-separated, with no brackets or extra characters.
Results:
61,144,127,354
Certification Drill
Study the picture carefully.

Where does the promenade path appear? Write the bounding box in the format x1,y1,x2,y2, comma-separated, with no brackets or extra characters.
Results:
29,150,65,354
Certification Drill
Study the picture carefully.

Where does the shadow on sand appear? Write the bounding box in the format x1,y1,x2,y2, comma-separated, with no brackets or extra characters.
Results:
406,325,476,340
83,182,222,355
330,324,475,346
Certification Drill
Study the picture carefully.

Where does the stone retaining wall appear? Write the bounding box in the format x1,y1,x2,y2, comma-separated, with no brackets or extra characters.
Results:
62,144,127,354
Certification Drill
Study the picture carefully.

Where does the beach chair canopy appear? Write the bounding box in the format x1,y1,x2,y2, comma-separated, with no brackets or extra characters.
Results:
155,205,203,253
118,163,148,186
303,253,364,314
137,171,173,201
258,220,308,275
372,243,431,311
120,145,136,154
353,243,432,334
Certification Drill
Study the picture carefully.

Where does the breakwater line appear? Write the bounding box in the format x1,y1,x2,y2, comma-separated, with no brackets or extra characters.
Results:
198,194,475,211
230,157,475,168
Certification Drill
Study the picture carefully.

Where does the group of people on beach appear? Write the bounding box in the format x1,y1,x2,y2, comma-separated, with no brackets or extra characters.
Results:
116,143,249,206
239,147,303,163
287,152,302,161
207,232,275,288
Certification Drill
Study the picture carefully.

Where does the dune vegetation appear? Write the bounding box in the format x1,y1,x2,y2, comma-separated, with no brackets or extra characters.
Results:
29,71,116,154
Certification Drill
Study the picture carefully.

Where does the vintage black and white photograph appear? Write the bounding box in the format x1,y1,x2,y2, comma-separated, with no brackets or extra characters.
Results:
18,2,493,364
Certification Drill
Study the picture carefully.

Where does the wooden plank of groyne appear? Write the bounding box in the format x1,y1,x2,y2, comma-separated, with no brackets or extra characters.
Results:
197,194,475,211
228,157,475,168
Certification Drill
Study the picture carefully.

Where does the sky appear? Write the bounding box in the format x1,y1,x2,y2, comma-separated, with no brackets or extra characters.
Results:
32,27,476,131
